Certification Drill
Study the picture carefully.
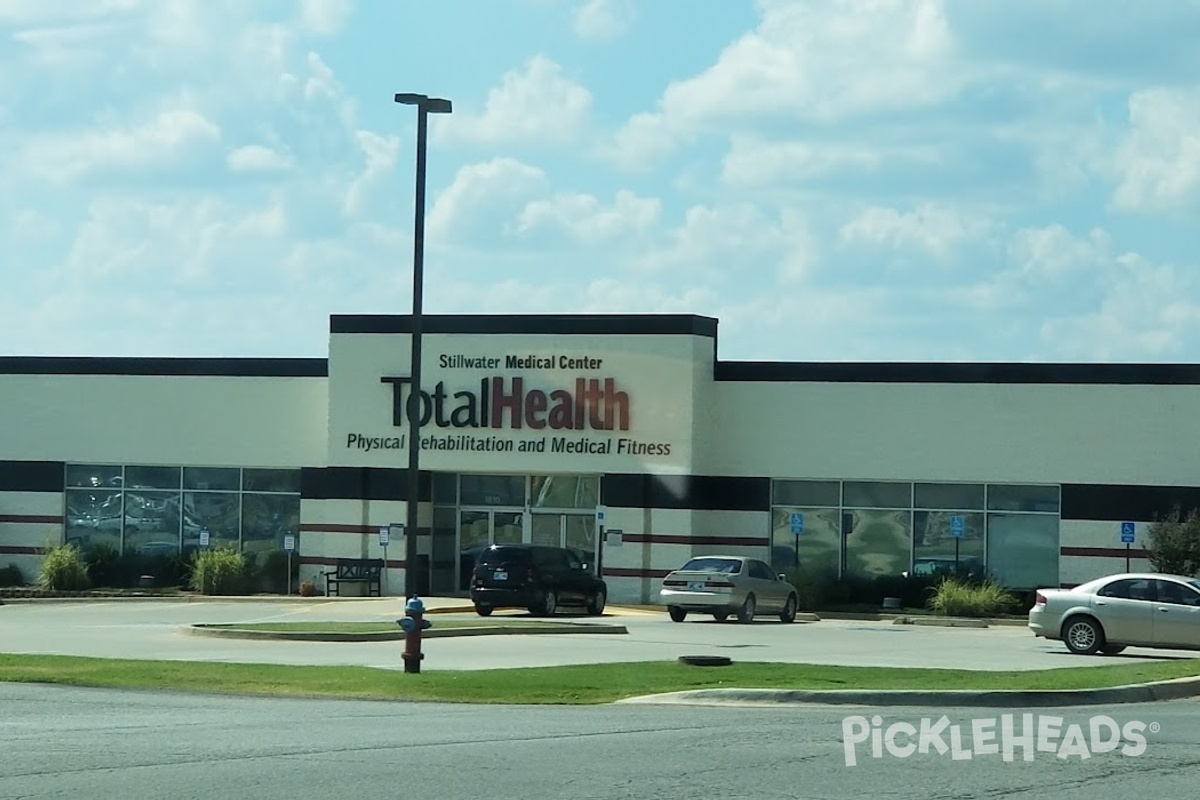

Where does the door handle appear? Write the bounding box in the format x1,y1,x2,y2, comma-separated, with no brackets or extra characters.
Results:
1159,607,1170,612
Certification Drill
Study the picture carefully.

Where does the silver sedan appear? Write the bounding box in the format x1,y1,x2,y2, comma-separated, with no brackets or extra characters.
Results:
1028,572,1200,655
659,555,799,624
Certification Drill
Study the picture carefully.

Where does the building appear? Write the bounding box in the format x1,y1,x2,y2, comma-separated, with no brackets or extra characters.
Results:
3,313,1200,603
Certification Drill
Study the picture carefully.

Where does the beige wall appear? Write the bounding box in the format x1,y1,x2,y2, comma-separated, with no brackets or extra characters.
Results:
709,381,1200,484
0,374,327,467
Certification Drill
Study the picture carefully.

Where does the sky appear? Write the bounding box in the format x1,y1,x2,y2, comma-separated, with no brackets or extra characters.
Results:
2,0,1200,363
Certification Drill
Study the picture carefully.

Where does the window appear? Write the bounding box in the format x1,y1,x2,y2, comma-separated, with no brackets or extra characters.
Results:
460,474,525,506
843,481,912,509
749,561,774,580
770,507,839,576
987,484,1059,514
680,557,742,574
62,464,300,556
843,508,912,579
773,480,840,507
1157,580,1200,606
1098,578,1155,601
914,483,984,510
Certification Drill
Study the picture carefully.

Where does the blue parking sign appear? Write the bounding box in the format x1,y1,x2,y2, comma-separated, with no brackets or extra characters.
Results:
1121,522,1135,543
950,515,965,539
789,512,804,534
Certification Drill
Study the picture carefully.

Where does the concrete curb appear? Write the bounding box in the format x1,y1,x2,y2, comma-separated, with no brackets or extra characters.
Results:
892,616,989,628
186,622,628,642
819,611,1028,627
616,675,1200,708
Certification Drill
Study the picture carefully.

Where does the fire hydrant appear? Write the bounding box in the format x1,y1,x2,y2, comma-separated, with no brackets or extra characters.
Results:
398,595,432,674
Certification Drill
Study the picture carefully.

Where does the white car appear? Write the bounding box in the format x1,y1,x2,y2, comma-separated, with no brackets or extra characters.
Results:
1029,572,1200,655
659,555,799,624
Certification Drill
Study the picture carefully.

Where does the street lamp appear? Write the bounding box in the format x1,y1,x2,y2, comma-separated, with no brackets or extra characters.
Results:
394,92,452,600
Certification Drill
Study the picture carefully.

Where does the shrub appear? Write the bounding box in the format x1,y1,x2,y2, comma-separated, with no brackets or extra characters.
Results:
83,542,122,588
1146,506,1200,577
928,577,1020,618
0,562,26,587
190,548,246,595
38,544,91,591
299,580,318,597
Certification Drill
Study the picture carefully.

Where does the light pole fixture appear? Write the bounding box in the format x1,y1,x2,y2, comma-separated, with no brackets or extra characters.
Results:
394,92,452,600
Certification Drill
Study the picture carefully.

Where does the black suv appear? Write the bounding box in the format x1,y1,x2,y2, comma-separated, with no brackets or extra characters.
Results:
470,544,607,617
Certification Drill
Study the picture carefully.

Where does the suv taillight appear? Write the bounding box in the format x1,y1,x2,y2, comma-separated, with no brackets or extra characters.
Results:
526,566,535,584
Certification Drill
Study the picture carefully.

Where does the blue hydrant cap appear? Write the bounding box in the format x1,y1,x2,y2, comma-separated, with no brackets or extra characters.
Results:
406,595,425,614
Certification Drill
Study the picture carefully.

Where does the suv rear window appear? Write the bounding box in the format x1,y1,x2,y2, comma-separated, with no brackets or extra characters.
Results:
478,548,531,567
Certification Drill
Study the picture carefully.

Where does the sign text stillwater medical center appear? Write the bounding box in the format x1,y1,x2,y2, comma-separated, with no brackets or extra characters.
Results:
842,714,1154,766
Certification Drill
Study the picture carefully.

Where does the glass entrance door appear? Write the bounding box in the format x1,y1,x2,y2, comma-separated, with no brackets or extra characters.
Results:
457,509,525,592
530,512,598,569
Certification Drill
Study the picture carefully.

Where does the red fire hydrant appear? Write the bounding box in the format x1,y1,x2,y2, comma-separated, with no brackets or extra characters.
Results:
399,595,432,674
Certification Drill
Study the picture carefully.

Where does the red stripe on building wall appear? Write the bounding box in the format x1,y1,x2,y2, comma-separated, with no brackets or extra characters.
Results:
619,533,770,547
298,524,377,534
0,546,45,556
0,514,62,524
1062,546,1150,559
602,567,672,578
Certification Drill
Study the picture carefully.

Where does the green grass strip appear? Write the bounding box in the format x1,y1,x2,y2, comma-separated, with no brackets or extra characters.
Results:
2,654,1199,705
202,620,555,633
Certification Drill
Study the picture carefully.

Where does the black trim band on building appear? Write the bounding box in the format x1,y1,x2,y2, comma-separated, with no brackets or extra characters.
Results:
1061,483,1200,522
0,461,64,492
330,313,719,338
602,473,769,512
301,467,433,502
715,361,1200,385
0,357,328,377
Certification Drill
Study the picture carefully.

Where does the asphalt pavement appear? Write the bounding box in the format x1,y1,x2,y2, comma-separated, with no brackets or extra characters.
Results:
1,597,1197,672
3,682,1197,800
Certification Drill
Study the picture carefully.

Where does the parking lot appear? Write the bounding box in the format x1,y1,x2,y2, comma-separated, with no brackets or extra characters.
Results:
2,598,1198,672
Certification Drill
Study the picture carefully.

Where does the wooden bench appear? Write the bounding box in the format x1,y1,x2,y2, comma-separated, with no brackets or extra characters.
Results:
322,558,383,597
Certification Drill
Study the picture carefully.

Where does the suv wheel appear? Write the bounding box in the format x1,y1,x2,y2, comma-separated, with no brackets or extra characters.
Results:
587,589,606,616
540,590,558,617
474,603,493,617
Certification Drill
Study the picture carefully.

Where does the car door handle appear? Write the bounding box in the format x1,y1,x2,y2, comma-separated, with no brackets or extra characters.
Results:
1159,607,1170,612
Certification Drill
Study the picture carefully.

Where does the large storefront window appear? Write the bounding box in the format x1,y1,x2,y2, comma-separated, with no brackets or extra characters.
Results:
62,465,300,556
770,479,1060,587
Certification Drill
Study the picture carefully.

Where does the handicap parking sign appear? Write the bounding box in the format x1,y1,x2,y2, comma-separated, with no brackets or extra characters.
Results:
1121,522,1135,543
789,512,804,534
950,515,965,539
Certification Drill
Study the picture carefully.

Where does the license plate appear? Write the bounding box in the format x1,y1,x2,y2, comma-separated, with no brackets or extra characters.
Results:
494,570,508,581
687,581,706,590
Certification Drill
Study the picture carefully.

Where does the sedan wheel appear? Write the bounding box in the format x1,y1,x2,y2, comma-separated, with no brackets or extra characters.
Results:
1063,617,1104,655
1101,644,1126,655
779,595,797,624
668,606,687,622
713,612,729,622
737,594,756,624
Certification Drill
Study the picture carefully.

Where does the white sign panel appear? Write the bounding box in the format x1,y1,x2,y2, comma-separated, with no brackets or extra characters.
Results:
378,526,389,546
328,331,699,472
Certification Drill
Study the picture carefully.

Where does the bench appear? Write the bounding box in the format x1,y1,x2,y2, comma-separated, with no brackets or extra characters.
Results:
322,558,384,597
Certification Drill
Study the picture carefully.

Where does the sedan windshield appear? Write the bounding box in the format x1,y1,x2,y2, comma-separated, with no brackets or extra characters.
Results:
679,557,742,573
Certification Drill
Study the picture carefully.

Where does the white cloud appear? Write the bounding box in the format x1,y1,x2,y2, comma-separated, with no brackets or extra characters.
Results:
638,204,815,284
298,0,353,35
516,190,661,245
437,56,592,146
721,135,942,187
342,131,400,217
1110,87,1200,214
426,158,549,244
573,0,633,41
601,0,962,168
17,105,221,183
839,204,990,258
1008,224,1111,278
227,144,294,173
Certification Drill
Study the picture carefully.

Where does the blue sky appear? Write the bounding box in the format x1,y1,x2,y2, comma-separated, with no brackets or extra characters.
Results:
2,0,1200,362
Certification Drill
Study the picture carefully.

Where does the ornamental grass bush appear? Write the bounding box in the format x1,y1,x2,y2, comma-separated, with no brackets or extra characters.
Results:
37,544,91,591
928,577,1020,618
190,547,246,596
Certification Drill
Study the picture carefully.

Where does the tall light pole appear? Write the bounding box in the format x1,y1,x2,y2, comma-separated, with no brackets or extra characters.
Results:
394,92,452,599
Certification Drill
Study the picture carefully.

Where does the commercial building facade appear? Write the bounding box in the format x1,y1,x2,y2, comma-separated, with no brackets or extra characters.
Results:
3,313,1199,603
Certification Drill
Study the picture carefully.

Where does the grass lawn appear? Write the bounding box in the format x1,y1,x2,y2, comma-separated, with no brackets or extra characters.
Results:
202,620,568,633
1,654,1198,705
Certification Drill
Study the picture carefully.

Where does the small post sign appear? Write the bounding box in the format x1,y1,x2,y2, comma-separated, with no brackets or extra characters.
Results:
1121,522,1135,571
283,533,296,596
950,515,965,573
199,529,210,548
789,512,804,568
379,526,390,595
